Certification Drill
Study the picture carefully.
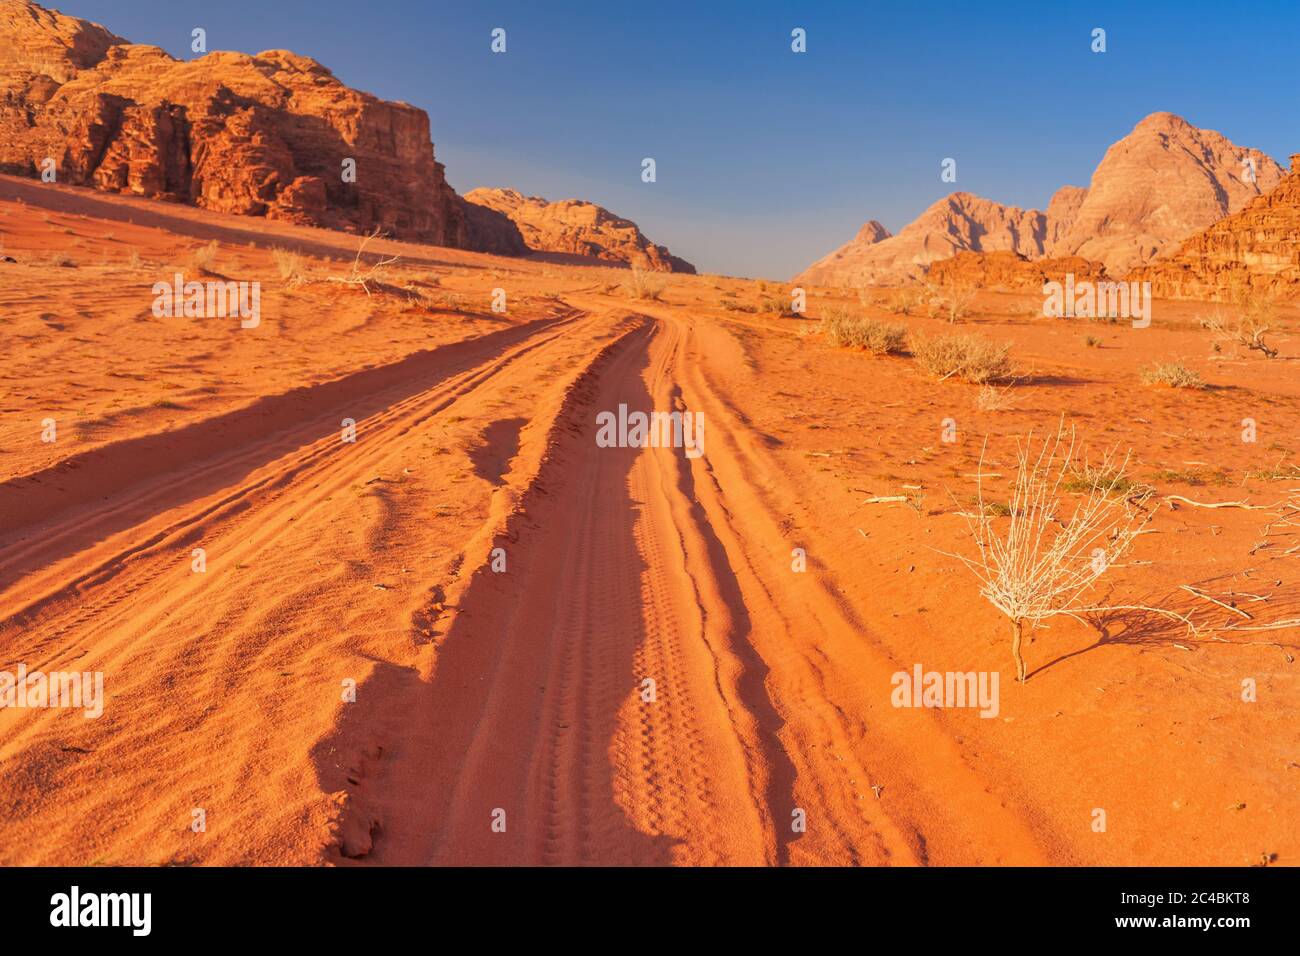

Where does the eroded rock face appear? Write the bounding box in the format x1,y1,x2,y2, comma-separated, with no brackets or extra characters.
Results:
925,250,1108,292
0,1,470,245
796,192,1048,287
1048,112,1284,274
852,219,891,245
1129,155,1300,301
1045,186,1087,247
462,188,696,273
797,112,1282,287
457,195,528,257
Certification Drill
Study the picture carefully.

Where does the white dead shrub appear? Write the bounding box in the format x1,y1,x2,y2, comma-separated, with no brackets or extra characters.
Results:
327,227,399,296
948,425,1164,682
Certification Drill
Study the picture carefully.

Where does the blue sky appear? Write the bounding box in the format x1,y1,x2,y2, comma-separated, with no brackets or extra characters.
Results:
57,1,1300,277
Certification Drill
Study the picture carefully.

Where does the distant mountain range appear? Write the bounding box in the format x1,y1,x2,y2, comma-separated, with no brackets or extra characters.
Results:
796,112,1284,288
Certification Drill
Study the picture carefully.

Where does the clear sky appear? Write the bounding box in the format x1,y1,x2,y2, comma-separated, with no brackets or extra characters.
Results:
55,0,1300,278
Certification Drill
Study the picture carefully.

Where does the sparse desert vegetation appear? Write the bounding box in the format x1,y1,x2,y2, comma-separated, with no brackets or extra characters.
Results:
975,381,1017,411
2,0,1297,876
911,332,1013,383
951,427,1159,682
1140,362,1205,388
926,274,979,323
759,294,796,316
821,307,907,354
271,246,306,286
880,286,924,315
326,227,399,296
1204,289,1281,358
625,263,666,300
189,239,219,274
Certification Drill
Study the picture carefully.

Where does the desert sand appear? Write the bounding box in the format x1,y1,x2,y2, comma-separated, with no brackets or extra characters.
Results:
1,171,1296,866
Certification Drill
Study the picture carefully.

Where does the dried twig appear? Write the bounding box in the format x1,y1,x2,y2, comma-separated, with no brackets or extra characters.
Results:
1179,585,1252,620
325,227,399,296
1164,495,1272,511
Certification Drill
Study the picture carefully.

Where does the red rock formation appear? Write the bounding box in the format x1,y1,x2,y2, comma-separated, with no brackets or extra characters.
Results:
1044,186,1087,247
463,187,695,273
0,0,471,246
926,250,1108,292
796,192,1048,287
798,112,1281,287
852,219,891,244
1048,112,1284,273
458,195,528,256
1129,155,1300,302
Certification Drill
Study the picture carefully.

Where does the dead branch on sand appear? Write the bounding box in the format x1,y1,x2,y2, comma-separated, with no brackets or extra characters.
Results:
945,423,1172,683
326,227,400,296
1163,495,1274,511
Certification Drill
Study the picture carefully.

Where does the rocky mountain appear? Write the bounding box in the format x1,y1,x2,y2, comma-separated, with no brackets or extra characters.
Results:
1048,112,1284,273
798,112,1282,287
852,219,891,245
796,192,1048,287
0,0,472,245
1129,154,1300,301
463,188,695,273
1044,186,1087,247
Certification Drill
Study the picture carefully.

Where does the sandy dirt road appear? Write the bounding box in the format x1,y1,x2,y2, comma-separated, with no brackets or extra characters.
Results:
1,182,1294,866
377,299,1048,866
0,288,1040,865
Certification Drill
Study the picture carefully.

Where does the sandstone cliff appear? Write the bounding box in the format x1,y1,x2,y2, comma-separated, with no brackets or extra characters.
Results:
463,187,695,273
0,0,470,245
926,250,1108,292
1129,155,1300,301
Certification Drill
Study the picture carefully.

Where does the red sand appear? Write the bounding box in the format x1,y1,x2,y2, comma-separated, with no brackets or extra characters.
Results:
1,175,1296,865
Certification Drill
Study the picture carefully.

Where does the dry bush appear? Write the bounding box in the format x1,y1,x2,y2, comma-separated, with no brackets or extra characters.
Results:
721,298,757,313
48,252,75,267
759,294,796,316
327,227,399,296
821,307,906,354
911,332,1012,383
1140,362,1204,389
1205,287,1280,358
625,264,666,301
975,382,1017,411
189,240,219,274
271,246,306,286
949,427,1158,681
127,248,143,270
926,275,979,323
1267,491,1300,555
881,286,924,315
